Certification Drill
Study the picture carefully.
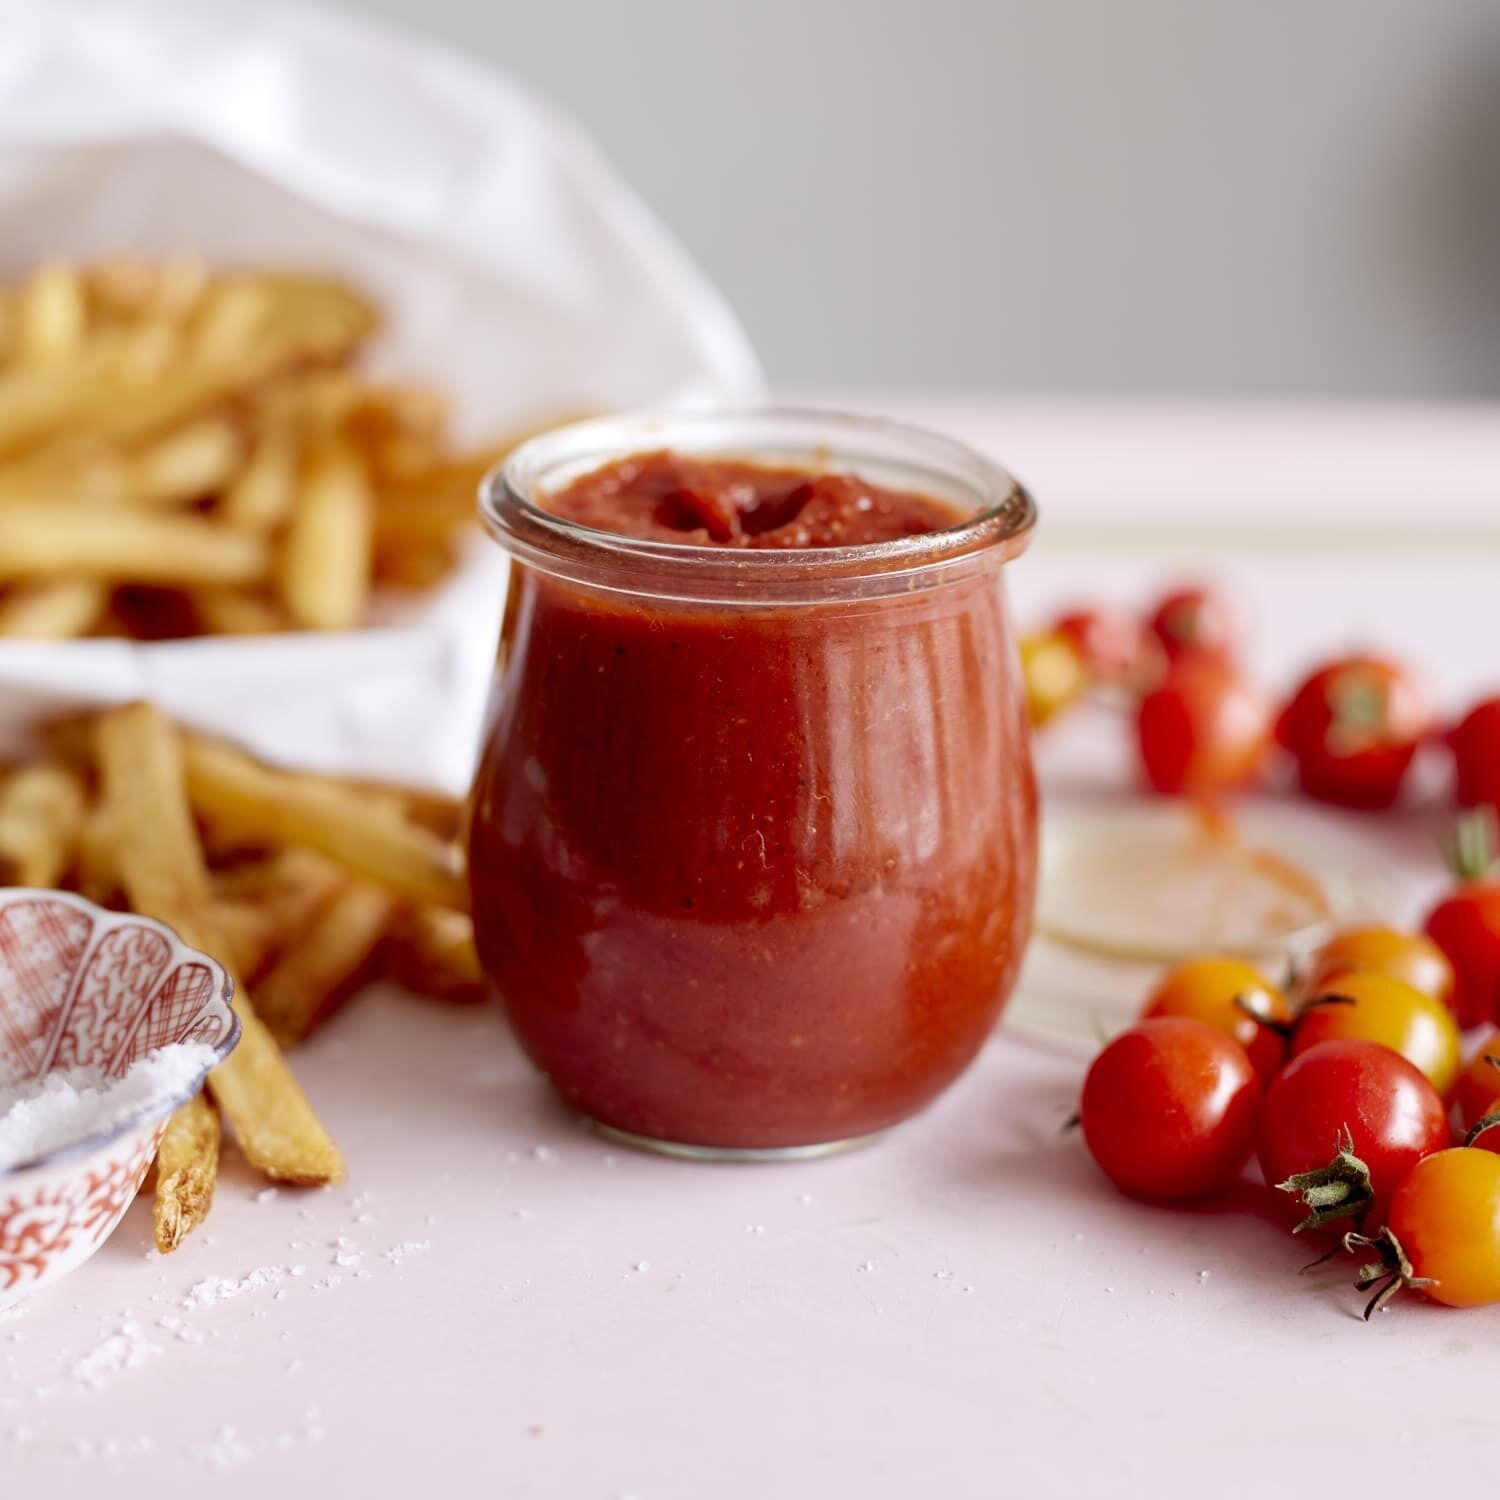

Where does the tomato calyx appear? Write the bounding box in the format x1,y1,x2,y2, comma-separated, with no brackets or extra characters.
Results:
1463,1110,1500,1148
1452,808,1500,883
1274,1128,1374,1233
1234,990,1352,1043
1338,1226,1436,1321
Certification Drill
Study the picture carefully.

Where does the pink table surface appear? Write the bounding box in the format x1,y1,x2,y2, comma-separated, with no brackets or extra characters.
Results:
6,397,1500,1497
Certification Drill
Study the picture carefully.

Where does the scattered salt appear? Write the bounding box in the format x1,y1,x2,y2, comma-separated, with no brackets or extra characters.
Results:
71,1322,161,1389
156,1314,206,1345
383,1241,430,1265
181,1266,288,1310
531,1145,556,1162
255,1188,279,1205
201,1425,251,1469
0,1043,218,1169
858,1260,876,1272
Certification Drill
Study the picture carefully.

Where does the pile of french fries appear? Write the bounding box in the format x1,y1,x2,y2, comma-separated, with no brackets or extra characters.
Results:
0,258,522,639
0,702,482,1252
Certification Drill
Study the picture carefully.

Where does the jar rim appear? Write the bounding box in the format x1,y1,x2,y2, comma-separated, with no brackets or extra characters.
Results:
479,406,1037,604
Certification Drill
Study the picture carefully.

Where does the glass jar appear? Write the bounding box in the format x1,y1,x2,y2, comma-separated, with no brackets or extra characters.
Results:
469,409,1039,1158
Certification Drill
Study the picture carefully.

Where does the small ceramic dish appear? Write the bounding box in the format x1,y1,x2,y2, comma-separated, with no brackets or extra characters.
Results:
0,890,238,1309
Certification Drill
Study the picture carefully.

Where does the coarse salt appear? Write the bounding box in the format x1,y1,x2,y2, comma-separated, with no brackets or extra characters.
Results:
70,1322,161,1390
0,1043,218,1170
180,1266,290,1310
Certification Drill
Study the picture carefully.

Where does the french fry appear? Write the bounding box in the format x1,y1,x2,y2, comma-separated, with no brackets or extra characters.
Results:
74,803,120,906
221,406,298,532
279,432,373,630
0,764,87,886
212,846,346,928
0,505,268,585
88,257,207,327
17,264,87,364
0,330,151,455
183,735,462,906
207,1005,347,1186
256,879,397,1045
0,442,129,507
0,260,486,639
189,590,287,636
0,579,108,638
129,418,242,506
385,904,487,1006
94,703,346,1186
182,736,467,910
213,898,282,982
152,1093,221,1253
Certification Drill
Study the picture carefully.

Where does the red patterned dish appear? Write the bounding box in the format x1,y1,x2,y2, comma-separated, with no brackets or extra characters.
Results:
0,891,238,1308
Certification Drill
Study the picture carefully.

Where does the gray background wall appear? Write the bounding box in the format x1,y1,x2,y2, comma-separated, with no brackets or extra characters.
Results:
330,0,1500,397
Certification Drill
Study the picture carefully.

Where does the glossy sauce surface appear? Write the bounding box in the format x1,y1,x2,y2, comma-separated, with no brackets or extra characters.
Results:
469,453,1037,1149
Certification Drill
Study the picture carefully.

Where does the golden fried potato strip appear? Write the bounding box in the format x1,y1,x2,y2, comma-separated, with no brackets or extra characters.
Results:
183,736,467,910
153,1093,221,1254
94,703,346,1187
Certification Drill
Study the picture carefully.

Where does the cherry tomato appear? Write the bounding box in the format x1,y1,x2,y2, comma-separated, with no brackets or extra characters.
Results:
1146,585,1238,665
1258,1039,1450,1221
1053,607,1157,685
1423,879,1500,1029
1303,925,1453,1009
1020,630,1087,728
1080,1017,1261,1200
1380,1148,1500,1309
1291,971,1460,1098
1140,956,1290,1082
1136,655,1271,798
1455,1031,1500,1130
1275,656,1432,810
1449,697,1500,812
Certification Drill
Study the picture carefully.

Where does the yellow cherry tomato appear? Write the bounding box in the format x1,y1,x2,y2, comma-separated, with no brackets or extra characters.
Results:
1292,970,1461,1097
1020,630,1087,728
1385,1148,1500,1309
1456,1030,1500,1129
1304,925,1454,1008
1141,955,1290,1082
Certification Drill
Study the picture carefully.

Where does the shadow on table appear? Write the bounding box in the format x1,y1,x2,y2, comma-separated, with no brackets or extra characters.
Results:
938,1066,1397,1322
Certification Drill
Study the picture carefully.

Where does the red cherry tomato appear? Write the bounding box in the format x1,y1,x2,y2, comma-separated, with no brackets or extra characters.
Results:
1140,956,1290,1082
1449,697,1500,812
1052,607,1156,685
1258,1039,1450,1224
1275,656,1432,810
1080,1017,1261,1200
1424,880,1500,1029
1456,1032,1500,1130
1136,655,1271,798
1146,585,1238,665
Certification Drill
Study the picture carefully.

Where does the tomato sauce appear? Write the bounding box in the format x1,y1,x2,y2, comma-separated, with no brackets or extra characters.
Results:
469,447,1037,1151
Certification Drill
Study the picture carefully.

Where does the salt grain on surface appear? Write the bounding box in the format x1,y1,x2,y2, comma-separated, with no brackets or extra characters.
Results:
70,1322,161,1390
181,1266,289,1310
201,1425,252,1469
383,1241,430,1265
0,1043,218,1169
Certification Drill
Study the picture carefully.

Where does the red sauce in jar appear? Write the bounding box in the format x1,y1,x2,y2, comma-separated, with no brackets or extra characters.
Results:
469,449,1037,1151
543,450,961,548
